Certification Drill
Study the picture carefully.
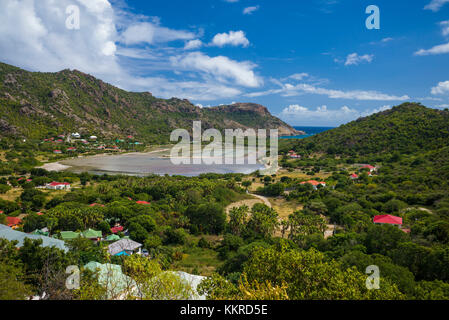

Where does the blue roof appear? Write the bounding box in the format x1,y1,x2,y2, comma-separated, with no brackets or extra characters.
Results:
0,226,68,252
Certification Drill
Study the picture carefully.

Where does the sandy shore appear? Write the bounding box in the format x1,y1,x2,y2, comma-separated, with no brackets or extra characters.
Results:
38,162,72,172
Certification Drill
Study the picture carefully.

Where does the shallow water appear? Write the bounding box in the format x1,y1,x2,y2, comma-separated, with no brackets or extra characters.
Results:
61,149,265,177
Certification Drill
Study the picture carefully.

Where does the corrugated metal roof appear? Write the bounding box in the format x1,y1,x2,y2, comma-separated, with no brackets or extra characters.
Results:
108,238,142,256
0,226,68,252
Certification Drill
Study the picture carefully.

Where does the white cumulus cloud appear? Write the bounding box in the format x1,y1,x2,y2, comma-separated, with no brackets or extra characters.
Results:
184,39,203,50
0,0,260,101
344,53,374,66
120,21,196,45
247,81,409,101
279,104,391,126
211,30,250,47
243,6,260,15
279,104,392,126
170,51,262,88
424,0,449,11
415,20,449,56
415,42,449,56
431,81,449,95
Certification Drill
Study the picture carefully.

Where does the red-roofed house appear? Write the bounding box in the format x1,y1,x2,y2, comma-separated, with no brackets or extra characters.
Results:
89,203,105,207
6,216,22,229
36,212,44,216
363,165,376,172
53,150,62,154
350,173,359,180
45,182,71,190
300,180,326,190
288,150,301,159
136,201,151,205
373,214,402,226
111,225,124,234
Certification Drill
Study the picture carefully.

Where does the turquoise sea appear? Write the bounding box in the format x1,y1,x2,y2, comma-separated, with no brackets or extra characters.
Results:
281,126,335,139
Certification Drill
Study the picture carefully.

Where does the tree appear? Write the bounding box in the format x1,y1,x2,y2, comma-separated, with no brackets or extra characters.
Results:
23,213,46,233
364,224,408,255
0,261,32,299
122,255,193,300
128,222,149,243
287,210,326,245
163,228,187,245
246,204,279,239
260,183,285,197
242,181,252,191
185,203,226,234
228,205,249,236
242,245,405,300
198,273,289,300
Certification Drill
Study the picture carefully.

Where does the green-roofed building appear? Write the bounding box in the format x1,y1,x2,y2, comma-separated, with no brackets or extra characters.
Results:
106,234,120,242
60,231,80,241
81,229,102,240
31,229,49,236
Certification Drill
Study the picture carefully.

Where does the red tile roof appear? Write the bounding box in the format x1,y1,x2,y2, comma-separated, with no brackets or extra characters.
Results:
6,216,21,226
111,226,124,234
373,214,402,225
89,203,105,207
350,174,358,178
136,201,151,205
363,165,375,169
300,180,326,186
49,182,71,186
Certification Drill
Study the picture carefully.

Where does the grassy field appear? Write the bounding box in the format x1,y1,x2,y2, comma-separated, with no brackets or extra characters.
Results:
0,187,22,201
269,197,303,220
171,235,223,276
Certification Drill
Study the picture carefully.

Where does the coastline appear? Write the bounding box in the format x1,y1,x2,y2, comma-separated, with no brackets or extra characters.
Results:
37,146,172,172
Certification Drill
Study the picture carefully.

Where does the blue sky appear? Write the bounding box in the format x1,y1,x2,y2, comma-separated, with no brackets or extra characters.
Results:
1,0,449,126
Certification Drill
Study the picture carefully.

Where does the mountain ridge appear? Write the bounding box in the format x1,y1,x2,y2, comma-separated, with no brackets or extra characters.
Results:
0,62,301,143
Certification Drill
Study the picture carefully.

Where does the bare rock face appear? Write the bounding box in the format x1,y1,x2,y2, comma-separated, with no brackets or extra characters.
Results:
0,118,19,136
49,88,69,101
3,73,18,85
207,102,303,136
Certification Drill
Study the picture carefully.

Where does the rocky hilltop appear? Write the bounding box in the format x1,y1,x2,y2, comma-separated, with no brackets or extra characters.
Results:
0,62,301,143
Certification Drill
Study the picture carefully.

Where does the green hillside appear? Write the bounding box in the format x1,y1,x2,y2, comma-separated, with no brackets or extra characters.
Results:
283,103,449,156
0,62,298,143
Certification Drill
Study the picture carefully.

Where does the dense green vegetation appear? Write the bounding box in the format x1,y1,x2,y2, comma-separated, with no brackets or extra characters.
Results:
282,103,449,156
1,102,449,300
